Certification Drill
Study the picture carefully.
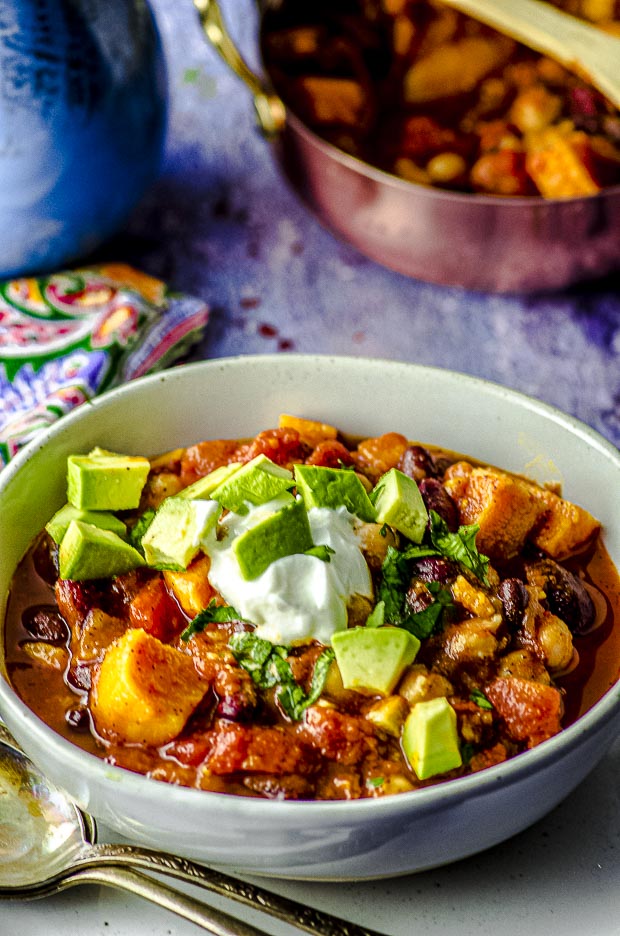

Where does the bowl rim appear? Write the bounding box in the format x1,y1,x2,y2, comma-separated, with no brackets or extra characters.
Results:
2,353,620,821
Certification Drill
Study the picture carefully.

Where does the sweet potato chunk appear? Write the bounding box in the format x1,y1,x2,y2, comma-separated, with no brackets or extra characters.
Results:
277,414,338,448
525,128,600,197
91,628,207,746
293,77,367,126
444,463,599,561
529,488,600,559
163,556,216,617
444,464,545,560
404,36,514,103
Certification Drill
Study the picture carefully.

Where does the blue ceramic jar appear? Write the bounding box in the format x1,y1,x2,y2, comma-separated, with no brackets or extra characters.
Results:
0,0,167,277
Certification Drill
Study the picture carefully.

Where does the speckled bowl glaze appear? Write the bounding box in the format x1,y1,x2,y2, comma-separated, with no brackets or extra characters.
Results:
1,355,620,879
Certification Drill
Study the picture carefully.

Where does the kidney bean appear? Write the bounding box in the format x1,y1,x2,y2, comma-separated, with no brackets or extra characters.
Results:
498,578,529,630
418,478,459,531
215,694,253,721
65,705,91,732
411,556,457,584
399,445,436,481
22,605,69,644
526,559,595,635
66,663,92,692
32,536,59,586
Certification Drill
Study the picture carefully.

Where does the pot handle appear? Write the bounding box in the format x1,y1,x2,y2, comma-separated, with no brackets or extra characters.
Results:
193,0,286,137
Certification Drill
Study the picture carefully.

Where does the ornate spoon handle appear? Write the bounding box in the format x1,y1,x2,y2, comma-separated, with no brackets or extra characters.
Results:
54,864,271,936
79,843,388,936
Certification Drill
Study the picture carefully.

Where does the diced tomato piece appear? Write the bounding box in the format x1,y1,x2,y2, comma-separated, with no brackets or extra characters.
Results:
485,676,562,747
165,735,211,768
306,439,355,468
302,706,378,765
206,721,313,775
128,576,184,642
238,428,309,467
180,439,240,486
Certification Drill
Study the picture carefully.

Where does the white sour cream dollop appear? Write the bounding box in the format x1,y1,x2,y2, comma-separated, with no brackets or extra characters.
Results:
203,498,373,645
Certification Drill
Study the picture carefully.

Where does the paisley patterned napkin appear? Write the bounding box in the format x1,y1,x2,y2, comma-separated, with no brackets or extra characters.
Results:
0,263,208,466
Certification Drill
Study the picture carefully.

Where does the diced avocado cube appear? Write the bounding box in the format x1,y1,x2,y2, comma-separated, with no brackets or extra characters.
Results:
58,520,145,581
141,497,221,570
294,464,376,522
177,463,242,500
402,697,462,781
232,497,314,580
67,450,150,511
371,468,428,543
332,626,420,695
46,503,127,545
210,455,294,513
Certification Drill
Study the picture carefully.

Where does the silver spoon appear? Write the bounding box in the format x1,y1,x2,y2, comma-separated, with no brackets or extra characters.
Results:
0,727,387,936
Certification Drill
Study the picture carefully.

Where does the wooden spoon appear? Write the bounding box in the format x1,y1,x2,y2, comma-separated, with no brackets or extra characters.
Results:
440,0,620,110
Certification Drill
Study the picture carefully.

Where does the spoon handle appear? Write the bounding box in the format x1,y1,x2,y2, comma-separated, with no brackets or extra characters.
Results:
79,844,387,936
57,864,272,936
441,0,620,110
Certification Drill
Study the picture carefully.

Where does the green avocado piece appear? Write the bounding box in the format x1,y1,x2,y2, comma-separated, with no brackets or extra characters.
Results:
331,626,420,695
210,455,294,514
46,503,127,545
371,468,428,543
58,520,145,581
294,464,376,521
177,463,243,500
402,697,462,780
232,497,314,580
67,450,150,511
141,497,221,570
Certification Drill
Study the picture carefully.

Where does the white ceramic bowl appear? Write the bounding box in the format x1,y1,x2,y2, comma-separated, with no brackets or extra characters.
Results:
1,355,620,880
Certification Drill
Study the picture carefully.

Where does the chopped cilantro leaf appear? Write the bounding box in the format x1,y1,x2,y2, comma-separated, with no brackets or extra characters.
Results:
181,600,244,641
400,583,454,640
128,509,156,552
369,777,384,788
429,510,489,585
229,632,335,721
305,544,335,562
470,688,493,710
377,548,454,638
365,600,385,628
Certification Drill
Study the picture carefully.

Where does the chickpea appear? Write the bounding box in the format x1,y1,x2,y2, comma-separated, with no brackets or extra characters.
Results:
441,619,499,663
355,521,398,570
509,85,563,133
581,0,615,22
497,649,551,684
537,612,574,671
394,157,430,185
426,152,467,184
399,663,453,706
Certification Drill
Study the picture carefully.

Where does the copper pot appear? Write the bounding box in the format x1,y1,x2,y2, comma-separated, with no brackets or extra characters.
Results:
194,0,620,293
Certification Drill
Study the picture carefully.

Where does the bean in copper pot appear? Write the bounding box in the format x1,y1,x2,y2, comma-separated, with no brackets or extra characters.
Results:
419,477,459,531
22,605,69,644
526,559,595,635
498,578,529,630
